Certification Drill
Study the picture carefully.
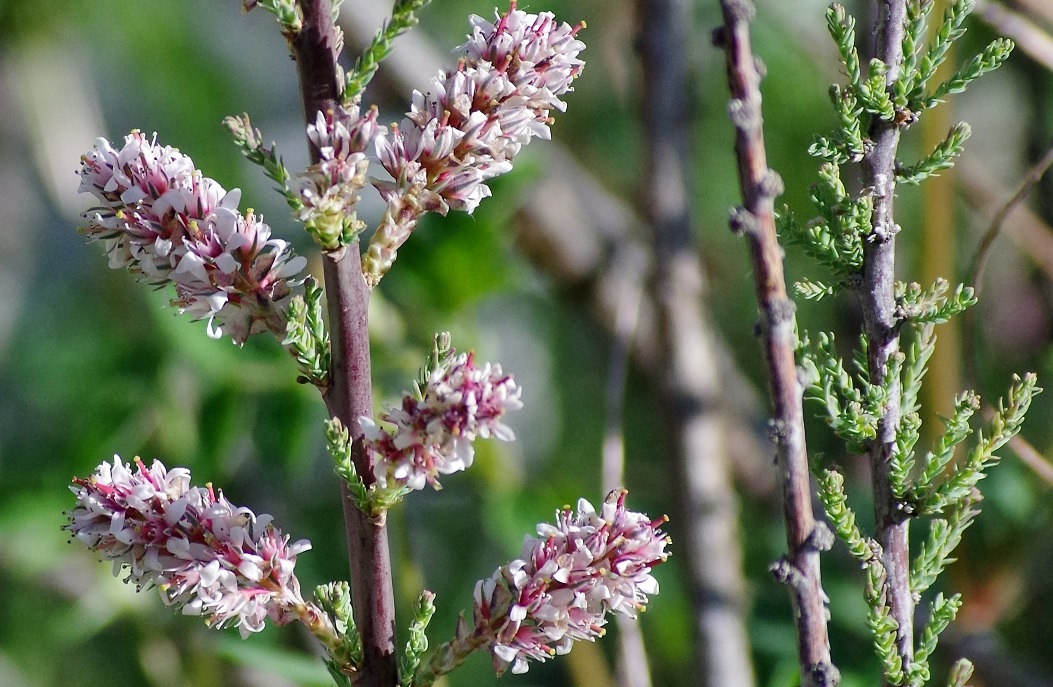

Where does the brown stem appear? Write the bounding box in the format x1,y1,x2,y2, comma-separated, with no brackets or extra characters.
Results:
859,2,912,684
716,2,837,686
292,2,398,686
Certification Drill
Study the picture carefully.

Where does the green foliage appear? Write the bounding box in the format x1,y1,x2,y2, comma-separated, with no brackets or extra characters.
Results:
314,581,363,686
413,332,454,401
946,659,974,687
224,113,304,211
910,499,977,594
908,593,962,687
922,38,1014,110
858,59,896,121
905,0,972,104
325,417,372,511
793,278,837,301
923,374,1041,513
865,561,905,686
250,0,303,37
896,123,971,186
896,0,935,107
343,0,434,102
401,590,437,687
778,167,868,286
284,277,332,389
913,392,979,499
325,417,411,517
896,279,977,326
826,4,861,89
800,332,883,453
817,468,872,562
793,4,1034,686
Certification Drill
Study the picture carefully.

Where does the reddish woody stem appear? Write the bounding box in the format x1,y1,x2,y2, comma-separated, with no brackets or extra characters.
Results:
859,3,913,684
716,2,838,686
292,2,398,686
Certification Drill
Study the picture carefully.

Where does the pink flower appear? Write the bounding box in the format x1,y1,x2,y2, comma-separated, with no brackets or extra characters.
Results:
361,1,586,286
66,456,311,638
473,490,670,675
79,131,307,343
297,105,381,248
362,351,523,490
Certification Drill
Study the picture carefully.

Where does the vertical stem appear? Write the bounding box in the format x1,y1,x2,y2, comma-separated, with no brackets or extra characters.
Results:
859,1,912,683
638,1,755,686
292,2,398,686
716,2,838,686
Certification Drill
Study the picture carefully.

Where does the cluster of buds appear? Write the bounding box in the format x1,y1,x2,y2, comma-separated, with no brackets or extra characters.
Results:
79,131,307,343
361,1,586,285
361,350,522,491
420,490,670,681
297,106,381,250
66,456,312,638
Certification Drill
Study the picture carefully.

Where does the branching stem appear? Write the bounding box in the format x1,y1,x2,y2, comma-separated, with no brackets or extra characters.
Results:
292,2,398,685
858,2,912,683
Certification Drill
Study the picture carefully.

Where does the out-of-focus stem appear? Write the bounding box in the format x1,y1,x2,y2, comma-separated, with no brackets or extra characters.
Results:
859,2,912,684
292,2,398,686
638,1,755,686
716,2,837,686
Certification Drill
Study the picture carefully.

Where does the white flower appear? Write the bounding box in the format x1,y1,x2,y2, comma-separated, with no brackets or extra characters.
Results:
364,350,523,490
78,131,306,344
66,456,311,638
361,1,586,286
472,490,670,675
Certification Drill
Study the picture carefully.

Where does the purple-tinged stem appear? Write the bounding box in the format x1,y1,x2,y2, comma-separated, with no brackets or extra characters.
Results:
859,3,913,684
292,2,398,686
716,2,837,686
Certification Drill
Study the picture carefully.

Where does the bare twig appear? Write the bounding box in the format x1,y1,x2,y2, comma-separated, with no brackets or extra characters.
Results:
959,157,1053,285
975,2,1053,71
292,3,398,686
715,2,837,686
968,142,1053,298
637,1,755,685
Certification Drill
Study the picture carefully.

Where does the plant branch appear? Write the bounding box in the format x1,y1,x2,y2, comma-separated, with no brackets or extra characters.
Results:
291,2,398,685
716,2,837,686
859,2,911,684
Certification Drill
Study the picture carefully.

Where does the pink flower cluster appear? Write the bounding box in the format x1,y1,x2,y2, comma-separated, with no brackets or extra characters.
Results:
361,1,586,285
473,490,670,675
361,351,523,490
297,106,381,248
79,131,307,343
66,456,311,638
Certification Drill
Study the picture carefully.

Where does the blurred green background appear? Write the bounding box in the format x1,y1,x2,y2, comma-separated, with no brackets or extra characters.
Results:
1,0,1052,685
